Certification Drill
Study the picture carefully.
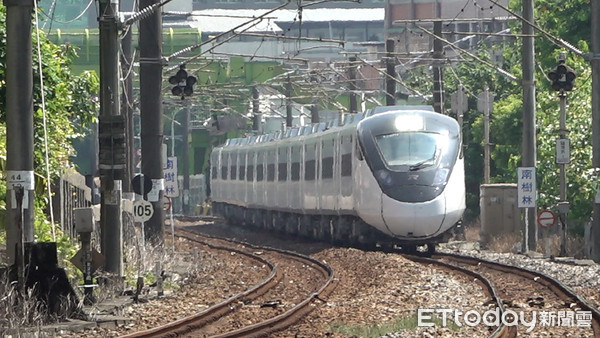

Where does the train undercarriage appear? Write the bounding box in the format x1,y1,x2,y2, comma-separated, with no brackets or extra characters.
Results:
212,202,455,254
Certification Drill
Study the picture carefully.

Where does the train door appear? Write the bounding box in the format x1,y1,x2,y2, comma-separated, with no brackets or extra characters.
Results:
339,131,354,211
320,136,335,210
247,149,256,206
291,143,301,211
303,140,318,211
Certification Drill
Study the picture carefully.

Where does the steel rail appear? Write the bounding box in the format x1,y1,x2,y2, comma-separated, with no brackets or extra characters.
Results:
120,231,279,338
434,252,600,337
403,254,513,337
122,225,335,337
180,227,336,338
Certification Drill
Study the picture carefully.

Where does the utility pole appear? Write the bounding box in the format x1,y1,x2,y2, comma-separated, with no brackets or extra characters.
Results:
310,105,319,124
139,0,165,245
432,21,444,114
120,25,134,193
252,86,262,132
591,0,600,262
451,85,467,132
349,56,358,114
385,39,396,106
4,0,35,268
286,75,293,127
521,0,537,252
98,0,124,276
478,88,493,184
182,104,190,215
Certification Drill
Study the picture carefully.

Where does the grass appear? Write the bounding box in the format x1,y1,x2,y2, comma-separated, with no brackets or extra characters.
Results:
328,313,459,337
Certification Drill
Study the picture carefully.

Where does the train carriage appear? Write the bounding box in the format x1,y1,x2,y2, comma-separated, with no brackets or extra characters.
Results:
210,106,465,250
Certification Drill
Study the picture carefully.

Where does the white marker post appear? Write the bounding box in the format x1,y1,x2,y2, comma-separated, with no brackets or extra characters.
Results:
538,209,557,258
133,199,154,251
165,157,179,254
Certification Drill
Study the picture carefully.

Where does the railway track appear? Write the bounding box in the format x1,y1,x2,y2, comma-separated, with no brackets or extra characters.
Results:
122,226,336,338
405,251,600,337
119,218,599,337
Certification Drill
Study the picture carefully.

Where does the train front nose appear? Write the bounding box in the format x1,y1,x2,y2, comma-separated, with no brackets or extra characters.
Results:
381,192,445,238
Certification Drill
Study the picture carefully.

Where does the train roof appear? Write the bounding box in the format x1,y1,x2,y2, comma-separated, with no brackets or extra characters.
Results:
220,105,437,148
365,105,435,117
222,112,365,148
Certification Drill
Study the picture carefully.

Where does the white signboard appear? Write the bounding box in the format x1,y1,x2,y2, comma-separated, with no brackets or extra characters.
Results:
7,170,34,209
6,170,34,190
147,179,164,202
164,157,179,198
133,200,154,222
556,138,570,164
517,167,537,208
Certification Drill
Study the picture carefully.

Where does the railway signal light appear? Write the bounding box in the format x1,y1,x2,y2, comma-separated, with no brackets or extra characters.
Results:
548,60,576,92
169,65,197,99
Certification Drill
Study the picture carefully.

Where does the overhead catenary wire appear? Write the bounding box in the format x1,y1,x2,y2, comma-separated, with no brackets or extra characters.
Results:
164,1,292,71
487,0,583,56
416,24,517,81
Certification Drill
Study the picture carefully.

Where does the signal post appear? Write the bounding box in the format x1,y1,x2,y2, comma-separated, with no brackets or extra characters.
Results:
547,51,576,256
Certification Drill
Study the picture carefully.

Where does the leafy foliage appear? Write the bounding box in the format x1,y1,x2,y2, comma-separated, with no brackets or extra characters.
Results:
401,1,593,230
0,4,99,240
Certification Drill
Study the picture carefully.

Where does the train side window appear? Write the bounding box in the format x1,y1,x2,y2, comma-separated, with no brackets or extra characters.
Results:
221,165,228,180
305,159,316,181
230,165,237,180
257,164,264,181
341,153,352,176
278,163,287,181
239,165,245,180
247,165,254,181
291,162,300,181
211,166,217,179
267,163,275,181
322,157,333,179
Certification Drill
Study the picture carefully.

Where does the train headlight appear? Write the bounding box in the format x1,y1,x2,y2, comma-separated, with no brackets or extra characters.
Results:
395,115,424,131
433,168,449,186
375,170,394,186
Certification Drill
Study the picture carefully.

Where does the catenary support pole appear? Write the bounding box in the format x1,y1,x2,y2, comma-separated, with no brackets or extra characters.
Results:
120,25,134,193
432,21,444,114
139,0,165,245
286,75,293,127
252,86,261,132
483,87,491,184
311,104,319,124
385,39,396,106
4,0,35,267
521,0,537,251
592,0,600,262
349,56,358,114
98,0,123,276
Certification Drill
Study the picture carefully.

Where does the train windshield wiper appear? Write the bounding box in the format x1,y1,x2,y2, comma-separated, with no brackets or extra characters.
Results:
409,155,436,171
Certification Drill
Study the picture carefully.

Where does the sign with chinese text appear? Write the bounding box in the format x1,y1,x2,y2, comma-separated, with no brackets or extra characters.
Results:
517,167,537,208
556,138,570,164
164,157,179,198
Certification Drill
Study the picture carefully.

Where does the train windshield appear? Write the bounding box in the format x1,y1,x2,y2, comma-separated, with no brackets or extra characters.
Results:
375,132,442,170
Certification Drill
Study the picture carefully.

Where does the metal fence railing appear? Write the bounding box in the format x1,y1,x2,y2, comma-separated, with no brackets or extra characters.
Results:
57,170,93,241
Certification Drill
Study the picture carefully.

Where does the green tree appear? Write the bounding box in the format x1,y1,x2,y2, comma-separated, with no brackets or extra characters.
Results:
0,4,99,234
401,0,593,230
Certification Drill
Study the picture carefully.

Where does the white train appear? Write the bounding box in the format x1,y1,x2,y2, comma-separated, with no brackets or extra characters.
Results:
210,106,465,251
